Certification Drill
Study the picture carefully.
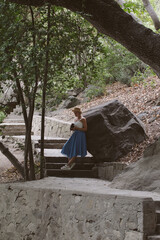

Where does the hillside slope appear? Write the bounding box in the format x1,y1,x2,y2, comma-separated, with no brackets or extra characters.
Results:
52,76,160,164
1,76,160,185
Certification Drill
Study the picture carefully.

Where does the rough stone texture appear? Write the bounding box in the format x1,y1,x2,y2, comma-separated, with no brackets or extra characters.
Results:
110,137,160,193
0,178,157,240
32,116,71,138
84,100,147,161
59,96,81,109
97,162,127,181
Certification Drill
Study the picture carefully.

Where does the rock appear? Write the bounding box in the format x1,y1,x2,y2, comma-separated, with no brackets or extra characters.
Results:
59,96,81,109
78,85,104,103
84,100,147,161
66,89,82,97
110,137,160,193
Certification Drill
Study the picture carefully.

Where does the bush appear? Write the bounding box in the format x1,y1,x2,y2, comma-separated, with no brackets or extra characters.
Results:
101,37,149,86
84,84,105,100
0,111,6,123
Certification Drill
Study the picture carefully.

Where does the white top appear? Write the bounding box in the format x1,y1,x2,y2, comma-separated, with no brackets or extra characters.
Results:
74,120,83,128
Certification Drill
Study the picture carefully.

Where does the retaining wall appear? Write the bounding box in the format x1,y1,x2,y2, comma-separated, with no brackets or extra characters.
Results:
0,180,156,240
32,115,71,138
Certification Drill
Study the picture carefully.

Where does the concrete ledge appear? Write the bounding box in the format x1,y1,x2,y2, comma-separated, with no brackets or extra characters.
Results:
0,178,160,240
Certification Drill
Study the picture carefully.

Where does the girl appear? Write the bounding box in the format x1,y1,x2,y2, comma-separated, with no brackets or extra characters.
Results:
61,107,87,170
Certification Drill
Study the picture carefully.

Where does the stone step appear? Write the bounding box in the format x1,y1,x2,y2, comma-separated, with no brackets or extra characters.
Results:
155,202,160,210
2,128,26,133
45,156,95,164
0,123,25,130
46,169,98,178
2,131,26,136
0,122,28,136
3,118,24,123
35,142,65,149
148,236,160,240
156,225,160,234
0,123,25,128
38,138,67,144
45,163,95,170
156,211,160,224
13,107,23,114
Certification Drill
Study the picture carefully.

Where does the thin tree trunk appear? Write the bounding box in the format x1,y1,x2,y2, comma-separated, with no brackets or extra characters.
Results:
27,103,35,180
142,0,160,30
14,72,29,181
28,5,40,180
40,4,51,179
0,142,24,178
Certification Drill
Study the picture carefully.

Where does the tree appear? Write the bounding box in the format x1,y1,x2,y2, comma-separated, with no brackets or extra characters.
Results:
142,0,160,30
8,0,160,77
116,0,160,30
0,1,104,179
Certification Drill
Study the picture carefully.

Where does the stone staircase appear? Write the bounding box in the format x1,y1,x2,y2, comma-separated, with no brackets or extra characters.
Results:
0,105,34,136
0,122,26,136
35,138,98,178
0,104,25,136
148,201,160,240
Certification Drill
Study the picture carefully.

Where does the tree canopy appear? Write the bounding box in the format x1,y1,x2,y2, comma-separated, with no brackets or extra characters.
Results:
8,0,160,77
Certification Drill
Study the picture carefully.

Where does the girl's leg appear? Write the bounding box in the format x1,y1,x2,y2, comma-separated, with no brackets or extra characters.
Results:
61,156,76,170
68,156,76,166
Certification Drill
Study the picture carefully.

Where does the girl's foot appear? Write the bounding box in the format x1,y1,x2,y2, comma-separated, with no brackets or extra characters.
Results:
70,163,76,169
61,164,71,170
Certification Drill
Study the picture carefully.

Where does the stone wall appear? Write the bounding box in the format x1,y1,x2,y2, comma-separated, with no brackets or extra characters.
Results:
0,181,156,240
32,115,71,138
97,162,127,181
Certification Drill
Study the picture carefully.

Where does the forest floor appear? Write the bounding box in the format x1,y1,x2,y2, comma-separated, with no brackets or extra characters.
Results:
1,76,160,183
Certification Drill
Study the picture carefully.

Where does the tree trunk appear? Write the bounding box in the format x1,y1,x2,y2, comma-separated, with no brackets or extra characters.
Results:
8,0,160,77
142,0,160,30
0,142,24,178
40,4,51,179
14,72,29,180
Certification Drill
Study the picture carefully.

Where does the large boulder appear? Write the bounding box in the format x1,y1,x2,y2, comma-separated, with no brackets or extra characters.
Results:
84,100,147,161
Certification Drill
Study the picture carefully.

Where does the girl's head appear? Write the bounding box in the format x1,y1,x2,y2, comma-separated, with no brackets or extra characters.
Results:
72,107,82,117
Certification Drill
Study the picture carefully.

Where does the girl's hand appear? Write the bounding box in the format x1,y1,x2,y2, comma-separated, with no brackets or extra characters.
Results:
72,126,77,131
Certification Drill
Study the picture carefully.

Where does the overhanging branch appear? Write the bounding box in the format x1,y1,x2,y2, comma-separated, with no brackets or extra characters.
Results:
6,0,160,77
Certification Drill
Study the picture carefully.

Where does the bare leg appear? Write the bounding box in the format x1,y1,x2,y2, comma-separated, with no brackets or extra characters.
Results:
68,156,76,166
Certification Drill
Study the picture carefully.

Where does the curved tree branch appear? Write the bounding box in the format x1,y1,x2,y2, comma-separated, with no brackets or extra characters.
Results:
7,0,160,77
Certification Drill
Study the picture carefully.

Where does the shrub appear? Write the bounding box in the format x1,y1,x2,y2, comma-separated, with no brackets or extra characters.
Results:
0,111,6,123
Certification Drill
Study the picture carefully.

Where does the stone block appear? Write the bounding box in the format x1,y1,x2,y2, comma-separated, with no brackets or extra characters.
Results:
124,231,144,240
0,181,153,240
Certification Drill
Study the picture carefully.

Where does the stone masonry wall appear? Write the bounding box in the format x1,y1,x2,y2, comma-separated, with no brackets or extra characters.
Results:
98,163,127,181
0,182,156,240
32,115,71,138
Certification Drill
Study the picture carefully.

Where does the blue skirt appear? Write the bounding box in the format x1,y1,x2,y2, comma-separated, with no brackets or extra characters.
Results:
61,130,87,159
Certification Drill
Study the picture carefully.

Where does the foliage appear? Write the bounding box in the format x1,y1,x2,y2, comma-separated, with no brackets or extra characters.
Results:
99,37,146,85
123,0,160,31
131,66,156,86
84,84,105,100
0,111,6,123
0,0,155,108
